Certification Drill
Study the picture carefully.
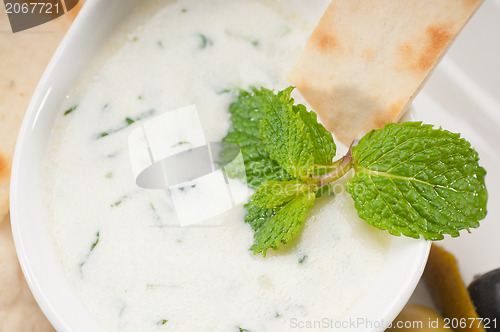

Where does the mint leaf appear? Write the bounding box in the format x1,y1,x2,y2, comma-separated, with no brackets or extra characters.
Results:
346,122,488,240
251,191,316,256
221,87,293,189
221,87,336,187
244,201,283,232
228,87,273,136
294,104,336,166
260,87,315,181
221,131,291,188
251,180,311,209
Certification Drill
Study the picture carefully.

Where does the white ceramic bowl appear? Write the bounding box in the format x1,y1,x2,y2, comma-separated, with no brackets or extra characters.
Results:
10,1,430,331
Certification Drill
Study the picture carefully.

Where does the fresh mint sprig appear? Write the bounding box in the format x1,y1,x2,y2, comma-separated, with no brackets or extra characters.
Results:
221,86,488,256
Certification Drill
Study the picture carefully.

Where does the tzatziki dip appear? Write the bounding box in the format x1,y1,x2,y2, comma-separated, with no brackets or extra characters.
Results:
43,0,390,331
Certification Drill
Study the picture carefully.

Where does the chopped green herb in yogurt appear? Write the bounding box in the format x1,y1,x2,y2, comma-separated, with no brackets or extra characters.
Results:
97,109,155,139
198,33,213,49
64,105,78,116
171,141,190,148
111,195,128,207
90,232,100,251
225,29,259,47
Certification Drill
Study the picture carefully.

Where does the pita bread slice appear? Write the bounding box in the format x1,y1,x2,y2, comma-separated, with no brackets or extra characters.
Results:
0,214,55,331
289,0,483,146
0,3,83,222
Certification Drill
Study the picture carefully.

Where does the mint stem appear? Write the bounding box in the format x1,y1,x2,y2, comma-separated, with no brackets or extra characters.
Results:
313,140,358,187
316,151,352,187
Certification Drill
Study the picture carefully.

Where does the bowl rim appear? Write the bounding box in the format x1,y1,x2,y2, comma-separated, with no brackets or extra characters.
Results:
10,1,136,331
10,0,431,331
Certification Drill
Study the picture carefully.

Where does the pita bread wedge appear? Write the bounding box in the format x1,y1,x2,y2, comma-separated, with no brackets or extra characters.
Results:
289,0,483,146
0,3,83,222
424,244,485,331
0,214,55,331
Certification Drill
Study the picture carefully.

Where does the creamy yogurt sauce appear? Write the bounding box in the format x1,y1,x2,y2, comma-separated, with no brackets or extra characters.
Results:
43,0,390,331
